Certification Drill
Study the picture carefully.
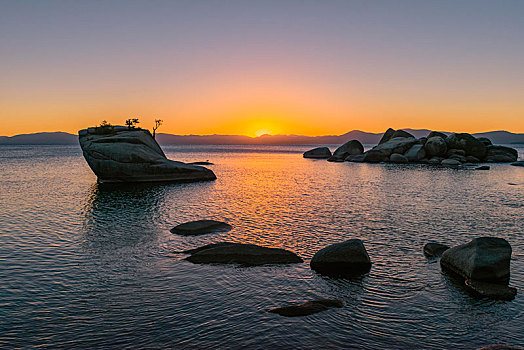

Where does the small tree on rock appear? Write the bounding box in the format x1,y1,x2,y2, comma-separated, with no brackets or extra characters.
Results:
125,118,140,129
153,119,163,139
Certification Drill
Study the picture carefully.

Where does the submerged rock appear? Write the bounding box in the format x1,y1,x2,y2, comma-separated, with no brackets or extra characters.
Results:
310,239,371,277
269,299,344,317
170,220,232,236
303,147,332,159
440,237,512,284
78,126,216,183
184,243,303,266
423,243,450,257
465,279,517,300
475,166,490,170
511,161,524,167
329,140,364,161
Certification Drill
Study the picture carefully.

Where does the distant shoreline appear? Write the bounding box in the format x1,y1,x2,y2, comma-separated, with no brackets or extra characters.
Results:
1,129,524,146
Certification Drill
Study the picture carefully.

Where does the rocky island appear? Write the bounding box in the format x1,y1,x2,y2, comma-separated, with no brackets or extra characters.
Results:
304,128,519,165
78,125,216,183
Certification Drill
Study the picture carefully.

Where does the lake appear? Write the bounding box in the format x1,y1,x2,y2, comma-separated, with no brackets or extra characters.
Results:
0,144,523,349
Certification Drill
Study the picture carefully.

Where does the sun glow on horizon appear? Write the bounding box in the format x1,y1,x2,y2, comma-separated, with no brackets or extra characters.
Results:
255,129,272,137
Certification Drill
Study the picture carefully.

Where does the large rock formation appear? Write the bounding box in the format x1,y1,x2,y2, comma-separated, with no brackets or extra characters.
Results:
310,239,371,277
445,133,487,159
184,242,303,266
79,126,216,183
485,146,518,162
424,136,447,157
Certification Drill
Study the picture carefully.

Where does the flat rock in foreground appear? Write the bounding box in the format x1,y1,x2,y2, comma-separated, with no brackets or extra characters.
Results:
269,299,344,317
170,220,232,236
440,237,512,284
310,239,371,277
184,243,303,266
79,126,216,183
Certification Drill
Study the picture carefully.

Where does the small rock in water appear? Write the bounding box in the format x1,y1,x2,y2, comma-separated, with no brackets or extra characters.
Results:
184,243,303,266
303,147,332,159
465,279,517,301
475,166,490,170
423,243,450,257
441,159,461,166
170,220,232,236
310,239,371,277
510,161,524,167
190,161,214,165
269,299,344,317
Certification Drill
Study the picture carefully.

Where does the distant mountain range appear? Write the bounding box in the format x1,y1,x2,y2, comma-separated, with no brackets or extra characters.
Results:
1,129,523,145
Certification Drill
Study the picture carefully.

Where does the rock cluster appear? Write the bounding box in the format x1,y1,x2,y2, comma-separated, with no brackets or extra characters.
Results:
303,128,519,166
79,126,216,183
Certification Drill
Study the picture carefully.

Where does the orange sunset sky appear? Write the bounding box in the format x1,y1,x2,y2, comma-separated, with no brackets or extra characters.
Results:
1,1,523,137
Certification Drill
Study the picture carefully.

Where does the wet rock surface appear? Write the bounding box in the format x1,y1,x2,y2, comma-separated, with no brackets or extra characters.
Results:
269,299,344,317
423,243,450,257
310,239,371,277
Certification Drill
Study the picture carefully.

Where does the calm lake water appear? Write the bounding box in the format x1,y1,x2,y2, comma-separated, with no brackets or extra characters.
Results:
1,144,523,349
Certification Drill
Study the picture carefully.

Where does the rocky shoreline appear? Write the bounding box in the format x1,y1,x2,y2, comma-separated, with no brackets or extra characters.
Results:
304,128,519,166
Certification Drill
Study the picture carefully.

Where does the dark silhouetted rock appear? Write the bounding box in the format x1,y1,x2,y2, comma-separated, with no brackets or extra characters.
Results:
428,156,444,165
310,239,371,277
449,154,467,163
405,144,426,162
440,237,512,284
329,140,364,161
371,137,418,157
171,220,232,236
185,243,303,266
485,145,518,163
466,156,480,163
189,161,214,165
475,166,490,170
303,147,332,159
363,150,388,163
447,149,466,157
390,129,415,139
511,161,524,167
427,131,448,139
390,153,408,163
269,299,344,317
418,137,427,145
345,154,366,162
424,136,447,157
477,137,493,146
378,128,396,144
466,280,517,300
78,126,216,183
445,133,487,159
423,243,450,257
441,159,461,166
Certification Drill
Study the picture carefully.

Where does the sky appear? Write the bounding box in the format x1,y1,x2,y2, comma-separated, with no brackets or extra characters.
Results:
1,0,523,136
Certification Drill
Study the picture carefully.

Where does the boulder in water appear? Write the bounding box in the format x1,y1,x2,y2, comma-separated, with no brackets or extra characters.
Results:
424,136,447,157
303,147,332,159
477,137,493,146
329,140,364,161
404,144,426,162
269,299,344,317
390,153,408,164
371,137,418,157
310,239,371,277
363,150,388,163
184,243,303,266
78,126,216,183
445,133,487,159
440,237,512,284
485,146,518,163
170,220,232,236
